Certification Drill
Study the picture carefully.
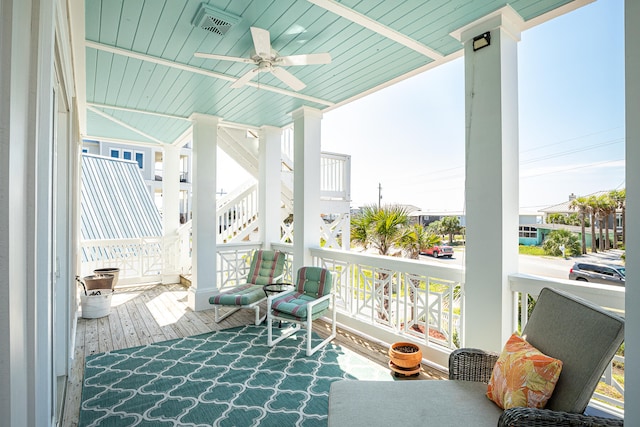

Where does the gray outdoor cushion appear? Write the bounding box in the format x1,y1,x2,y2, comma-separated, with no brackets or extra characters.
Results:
522,287,625,413
328,380,502,427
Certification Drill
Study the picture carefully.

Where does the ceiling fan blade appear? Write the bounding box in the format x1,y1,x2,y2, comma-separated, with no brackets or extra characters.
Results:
278,53,332,66
230,68,260,88
250,27,272,58
271,67,306,91
194,52,254,64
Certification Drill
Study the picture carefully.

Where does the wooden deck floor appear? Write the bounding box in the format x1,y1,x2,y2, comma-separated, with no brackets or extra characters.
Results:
62,283,447,426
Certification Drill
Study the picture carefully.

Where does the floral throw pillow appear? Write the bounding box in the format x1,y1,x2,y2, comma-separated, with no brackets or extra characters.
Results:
487,333,563,410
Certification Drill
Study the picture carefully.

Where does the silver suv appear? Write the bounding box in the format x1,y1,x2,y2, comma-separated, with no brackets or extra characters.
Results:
568,262,625,286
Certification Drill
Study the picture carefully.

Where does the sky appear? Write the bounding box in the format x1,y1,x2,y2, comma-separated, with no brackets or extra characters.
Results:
219,0,625,213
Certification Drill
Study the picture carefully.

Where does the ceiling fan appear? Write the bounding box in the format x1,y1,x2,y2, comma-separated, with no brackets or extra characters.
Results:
194,27,331,91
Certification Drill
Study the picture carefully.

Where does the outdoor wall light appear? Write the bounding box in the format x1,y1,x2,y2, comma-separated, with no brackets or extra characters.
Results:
473,32,491,51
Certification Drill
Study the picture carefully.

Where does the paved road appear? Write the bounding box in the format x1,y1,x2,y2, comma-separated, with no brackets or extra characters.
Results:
419,248,625,280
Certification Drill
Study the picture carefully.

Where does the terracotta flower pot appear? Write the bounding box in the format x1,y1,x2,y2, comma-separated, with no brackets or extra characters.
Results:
389,342,423,368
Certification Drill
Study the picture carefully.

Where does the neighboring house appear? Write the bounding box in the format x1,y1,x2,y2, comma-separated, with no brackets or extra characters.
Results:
518,223,583,247
540,191,620,230
409,212,544,246
517,212,543,246
409,211,466,227
519,192,621,247
83,139,193,223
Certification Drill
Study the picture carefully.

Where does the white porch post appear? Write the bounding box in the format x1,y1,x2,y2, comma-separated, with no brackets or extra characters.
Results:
1,0,57,424
259,126,283,248
188,114,219,311
292,107,322,272
162,144,180,283
455,7,523,352
625,0,639,423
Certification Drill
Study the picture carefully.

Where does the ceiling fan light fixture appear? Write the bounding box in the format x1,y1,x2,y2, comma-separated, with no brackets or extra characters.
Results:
192,4,241,36
194,26,331,91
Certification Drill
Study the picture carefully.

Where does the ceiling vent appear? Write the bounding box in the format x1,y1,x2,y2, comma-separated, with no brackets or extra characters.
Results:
192,4,241,36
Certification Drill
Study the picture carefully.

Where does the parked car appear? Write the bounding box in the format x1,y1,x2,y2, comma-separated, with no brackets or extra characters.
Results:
421,245,454,258
568,262,625,286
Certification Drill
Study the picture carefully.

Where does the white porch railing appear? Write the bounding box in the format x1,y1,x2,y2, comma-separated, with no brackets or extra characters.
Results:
214,242,296,288
281,126,351,201
214,242,261,289
80,237,177,284
216,179,259,243
308,247,464,351
320,152,351,201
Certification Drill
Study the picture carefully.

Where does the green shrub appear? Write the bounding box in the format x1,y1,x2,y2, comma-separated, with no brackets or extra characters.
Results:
542,229,581,257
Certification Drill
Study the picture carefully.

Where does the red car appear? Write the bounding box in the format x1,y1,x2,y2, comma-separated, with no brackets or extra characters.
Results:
421,245,454,258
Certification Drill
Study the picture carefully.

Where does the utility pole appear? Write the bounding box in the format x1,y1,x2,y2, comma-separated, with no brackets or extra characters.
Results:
378,183,382,209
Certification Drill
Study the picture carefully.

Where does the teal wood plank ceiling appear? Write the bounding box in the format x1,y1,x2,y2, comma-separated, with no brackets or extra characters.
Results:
80,0,586,144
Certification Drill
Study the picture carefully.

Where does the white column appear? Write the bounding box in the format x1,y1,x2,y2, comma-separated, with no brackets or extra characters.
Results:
259,126,283,248
342,155,352,251
162,145,180,283
455,7,523,352
188,114,219,311
624,0,639,424
291,107,322,272
1,0,56,424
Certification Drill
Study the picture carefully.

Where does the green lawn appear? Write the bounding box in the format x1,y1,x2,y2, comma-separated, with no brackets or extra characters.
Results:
518,245,547,256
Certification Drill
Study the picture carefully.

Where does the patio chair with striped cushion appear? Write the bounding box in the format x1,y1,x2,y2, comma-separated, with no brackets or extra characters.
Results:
209,249,285,326
267,266,336,356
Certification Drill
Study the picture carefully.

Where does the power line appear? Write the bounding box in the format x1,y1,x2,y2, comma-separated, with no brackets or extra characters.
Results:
521,159,624,179
520,137,623,165
385,136,623,186
383,137,623,184
520,126,624,154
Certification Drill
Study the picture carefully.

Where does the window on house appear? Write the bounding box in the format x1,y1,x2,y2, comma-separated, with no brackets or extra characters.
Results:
518,226,537,238
122,150,132,161
110,149,119,158
135,152,144,169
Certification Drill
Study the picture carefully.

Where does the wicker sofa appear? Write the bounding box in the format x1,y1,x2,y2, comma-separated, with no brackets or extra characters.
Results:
328,287,624,427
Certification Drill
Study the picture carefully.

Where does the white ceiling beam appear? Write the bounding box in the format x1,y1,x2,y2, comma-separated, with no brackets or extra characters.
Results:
308,0,444,60
87,105,166,144
87,102,191,122
88,102,262,133
85,41,334,107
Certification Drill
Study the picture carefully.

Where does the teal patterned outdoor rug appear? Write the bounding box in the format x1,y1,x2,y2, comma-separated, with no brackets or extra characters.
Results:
79,325,392,426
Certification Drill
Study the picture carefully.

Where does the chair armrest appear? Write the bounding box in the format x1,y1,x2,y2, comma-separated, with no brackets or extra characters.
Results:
498,407,623,427
448,348,499,382
306,291,333,309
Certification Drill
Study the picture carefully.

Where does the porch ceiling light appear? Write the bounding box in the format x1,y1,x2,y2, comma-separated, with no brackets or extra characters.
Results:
472,32,491,51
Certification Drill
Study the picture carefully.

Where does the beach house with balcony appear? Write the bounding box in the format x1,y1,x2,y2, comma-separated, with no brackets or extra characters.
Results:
1,1,638,425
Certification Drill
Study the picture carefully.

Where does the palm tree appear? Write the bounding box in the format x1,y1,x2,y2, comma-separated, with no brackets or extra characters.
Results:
440,216,461,245
569,196,590,255
426,219,443,237
351,204,410,320
351,204,408,256
399,223,440,260
547,213,562,224
609,189,626,247
595,195,607,251
587,196,599,253
599,194,616,250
